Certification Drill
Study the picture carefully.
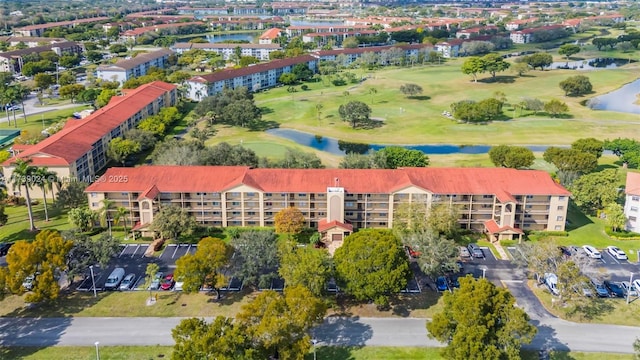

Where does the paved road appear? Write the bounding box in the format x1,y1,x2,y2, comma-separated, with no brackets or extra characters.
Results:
0,93,86,125
0,313,638,353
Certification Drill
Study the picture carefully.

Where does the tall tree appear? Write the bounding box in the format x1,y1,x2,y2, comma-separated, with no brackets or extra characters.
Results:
570,169,619,214
544,99,569,117
481,53,510,79
605,202,626,232
9,159,38,231
151,205,197,240
34,167,56,222
338,101,371,129
232,230,279,288
236,285,327,360
426,203,460,238
572,138,604,159
64,230,121,279
68,207,98,232
558,44,581,59
399,83,424,98
404,230,458,279
174,237,232,300
461,57,484,82
378,146,429,168
5,230,73,303
334,229,411,307
559,75,593,96
278,240,333,297
115,207,130,234
144,262,160,300
56,181,88,209
107,138,141,165
427,277,537,360
488,145,535,169
171,317,250,360
274,207,305,236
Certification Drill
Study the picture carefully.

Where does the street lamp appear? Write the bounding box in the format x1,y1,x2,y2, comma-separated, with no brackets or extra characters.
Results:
627,272,634,304
94,341,100,360
89,265,97,298
107,218,112,237
55,62,59,86
311,338,318,360
481,267,487,279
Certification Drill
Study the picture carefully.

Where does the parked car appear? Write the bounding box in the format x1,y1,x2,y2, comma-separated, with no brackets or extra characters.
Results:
119,273,136,291
22,274,35,291
544,273,559,296
606,246,628,260
174,277,184,291
104,267,125,290
558,246,572,258
604,281,625,298
467,243,484,258
160,274,175,290
459,246,471,259
578,282,593,297
436,276,449,292
620,281,637,297
582,245,601,259
592,280,610,298
404,245,421,259
0,242,14,256
633,279,640,295
149,272,163,290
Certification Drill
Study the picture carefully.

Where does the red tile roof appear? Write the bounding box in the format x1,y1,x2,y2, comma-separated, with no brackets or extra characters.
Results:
97,49,173,71
259,28,282,40
15,17,109,31
313,44,432,57
626,172,640,195
318,219,353,232
123,22,205,36
484,219,524,234
188,55,316,84
3,81,176,167
86,166,570,200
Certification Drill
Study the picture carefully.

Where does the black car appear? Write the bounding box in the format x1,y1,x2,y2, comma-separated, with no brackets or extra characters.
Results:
0,242,14,256
604,281,625,298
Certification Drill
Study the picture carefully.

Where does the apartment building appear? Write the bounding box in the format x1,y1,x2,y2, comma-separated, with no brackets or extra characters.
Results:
3,81,177,198
624,172,640,233
120,22,207,42
85,166,570,245
172,42,281,61
510,25,566,44
13,17,110,37
0,41,82,74
96,49,173,85
0,36,66,48
186,55,318,101
259,28,282,44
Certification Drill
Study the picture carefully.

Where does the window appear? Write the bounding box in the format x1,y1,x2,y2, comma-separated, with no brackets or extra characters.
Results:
232,202,240,206
633,196,640,201
265,193,272,197
526,195,534,199
247,192,256,197
632,206,638,212
483,195,492,199
91,202,98,207
557,206,564,210
345,212,354,216
556,216,563,221
630,216,637,222
91,193,97,198
121,192,128,196
554,225,562,230
346,202,354,207
559,196,566,200
212,202,220,206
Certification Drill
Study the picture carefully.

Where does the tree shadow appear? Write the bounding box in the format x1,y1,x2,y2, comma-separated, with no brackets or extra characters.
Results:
248,119,279,132
313,316,373,347
564,201,593,231
0,313,73,355
357,119,384,130
525,322,573,359
565,298,614,321
259,107,275,115
408,95,431,101
306,346,358,360
542,112,574,119
479,76,516,84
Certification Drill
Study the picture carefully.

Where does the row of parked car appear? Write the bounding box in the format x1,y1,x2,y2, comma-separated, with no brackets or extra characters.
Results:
563,245,630,260
544,274,640,299
103,268,181,291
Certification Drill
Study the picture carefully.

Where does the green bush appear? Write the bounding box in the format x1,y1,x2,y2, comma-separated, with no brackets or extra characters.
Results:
605,226,640,239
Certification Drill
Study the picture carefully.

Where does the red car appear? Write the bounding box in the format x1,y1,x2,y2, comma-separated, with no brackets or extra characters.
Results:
160,274,175,290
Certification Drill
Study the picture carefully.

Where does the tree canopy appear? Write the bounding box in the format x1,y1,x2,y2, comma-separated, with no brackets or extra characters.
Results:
559,75,593,96
151,205,197,240
399,83,424,97
403,230,459,279
334,229,411,307
278,240,333,297
570,169,620,214
378,146,429,168
488,145,535,169
174,237,232,299
338,101,372,129
232,230,279,288
427,277,537,360
274,207,305,235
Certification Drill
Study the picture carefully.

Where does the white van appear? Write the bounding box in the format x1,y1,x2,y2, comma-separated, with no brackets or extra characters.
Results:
104,267,125,290
544,273,559,296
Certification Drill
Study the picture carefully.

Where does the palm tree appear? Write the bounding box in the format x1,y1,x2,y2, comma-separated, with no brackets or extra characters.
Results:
9,159,38,231
34,167,55,222
115,206,129,234
12,84,30,124
368,87,377,105
98,198,116,228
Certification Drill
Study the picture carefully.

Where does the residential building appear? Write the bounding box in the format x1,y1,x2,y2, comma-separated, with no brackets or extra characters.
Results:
85,166,570,245
624,172,640,233
186,55,318,101
3,81,177,198
120,22,207,42
96,49,173,85
0,36,66,48
435,39,463,58
13,17,110,37
172,42,281,61
302,30,378,46
505,18,539,31
510,25,566,44
0,41,82,74
313,44,433,64
259,28,282,44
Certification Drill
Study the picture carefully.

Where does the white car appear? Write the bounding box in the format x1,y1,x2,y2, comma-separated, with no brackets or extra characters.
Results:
621,281,637,297
607,246,628,260
22,274,35,291
582,245,601,259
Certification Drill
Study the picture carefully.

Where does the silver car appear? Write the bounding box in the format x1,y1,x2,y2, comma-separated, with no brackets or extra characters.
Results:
149,272,163,290
119,273,136,291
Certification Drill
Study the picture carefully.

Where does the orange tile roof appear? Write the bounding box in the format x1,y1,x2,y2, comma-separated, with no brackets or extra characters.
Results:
85,166,570,200
484,219,524,234
3,81,176,167
15,17,109,31
626,172,640,195
318,219,353,232
259,27,282,40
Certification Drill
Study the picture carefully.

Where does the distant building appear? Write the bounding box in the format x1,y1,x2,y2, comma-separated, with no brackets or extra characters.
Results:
259,27,282,44
0,41,82,74
172,42,281,61
510,25,566,44
13,17,110,37
0,36,66,48
96,49,173,85
2,81,177,198
624,172,640,233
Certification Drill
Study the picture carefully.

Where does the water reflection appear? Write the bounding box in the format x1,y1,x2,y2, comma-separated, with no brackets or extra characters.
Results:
588,78,640,114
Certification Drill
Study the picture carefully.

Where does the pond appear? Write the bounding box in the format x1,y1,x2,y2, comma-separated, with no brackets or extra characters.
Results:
549,57,635,70
266,129,553,155
588,78,640,114
205,33,256,43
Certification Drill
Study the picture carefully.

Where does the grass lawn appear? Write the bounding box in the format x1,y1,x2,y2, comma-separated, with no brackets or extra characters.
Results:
530,280,640,326
0,106,90,135
251,61,640,148
1,345,633,360
0,204,73,243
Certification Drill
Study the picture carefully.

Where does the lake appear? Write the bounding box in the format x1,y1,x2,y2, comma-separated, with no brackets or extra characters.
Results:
266,129,553,155
549,58,634,70
588,78,640,114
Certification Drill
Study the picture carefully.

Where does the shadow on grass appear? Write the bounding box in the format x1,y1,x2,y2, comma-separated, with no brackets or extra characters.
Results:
305,346,360,360
408,95,431,101
479,75,516,84
565,201,593,231
248,119,279,131
3,290,115,318
565,298,615,321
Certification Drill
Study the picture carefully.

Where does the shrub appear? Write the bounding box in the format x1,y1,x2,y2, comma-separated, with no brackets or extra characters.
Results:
605,226,640,239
